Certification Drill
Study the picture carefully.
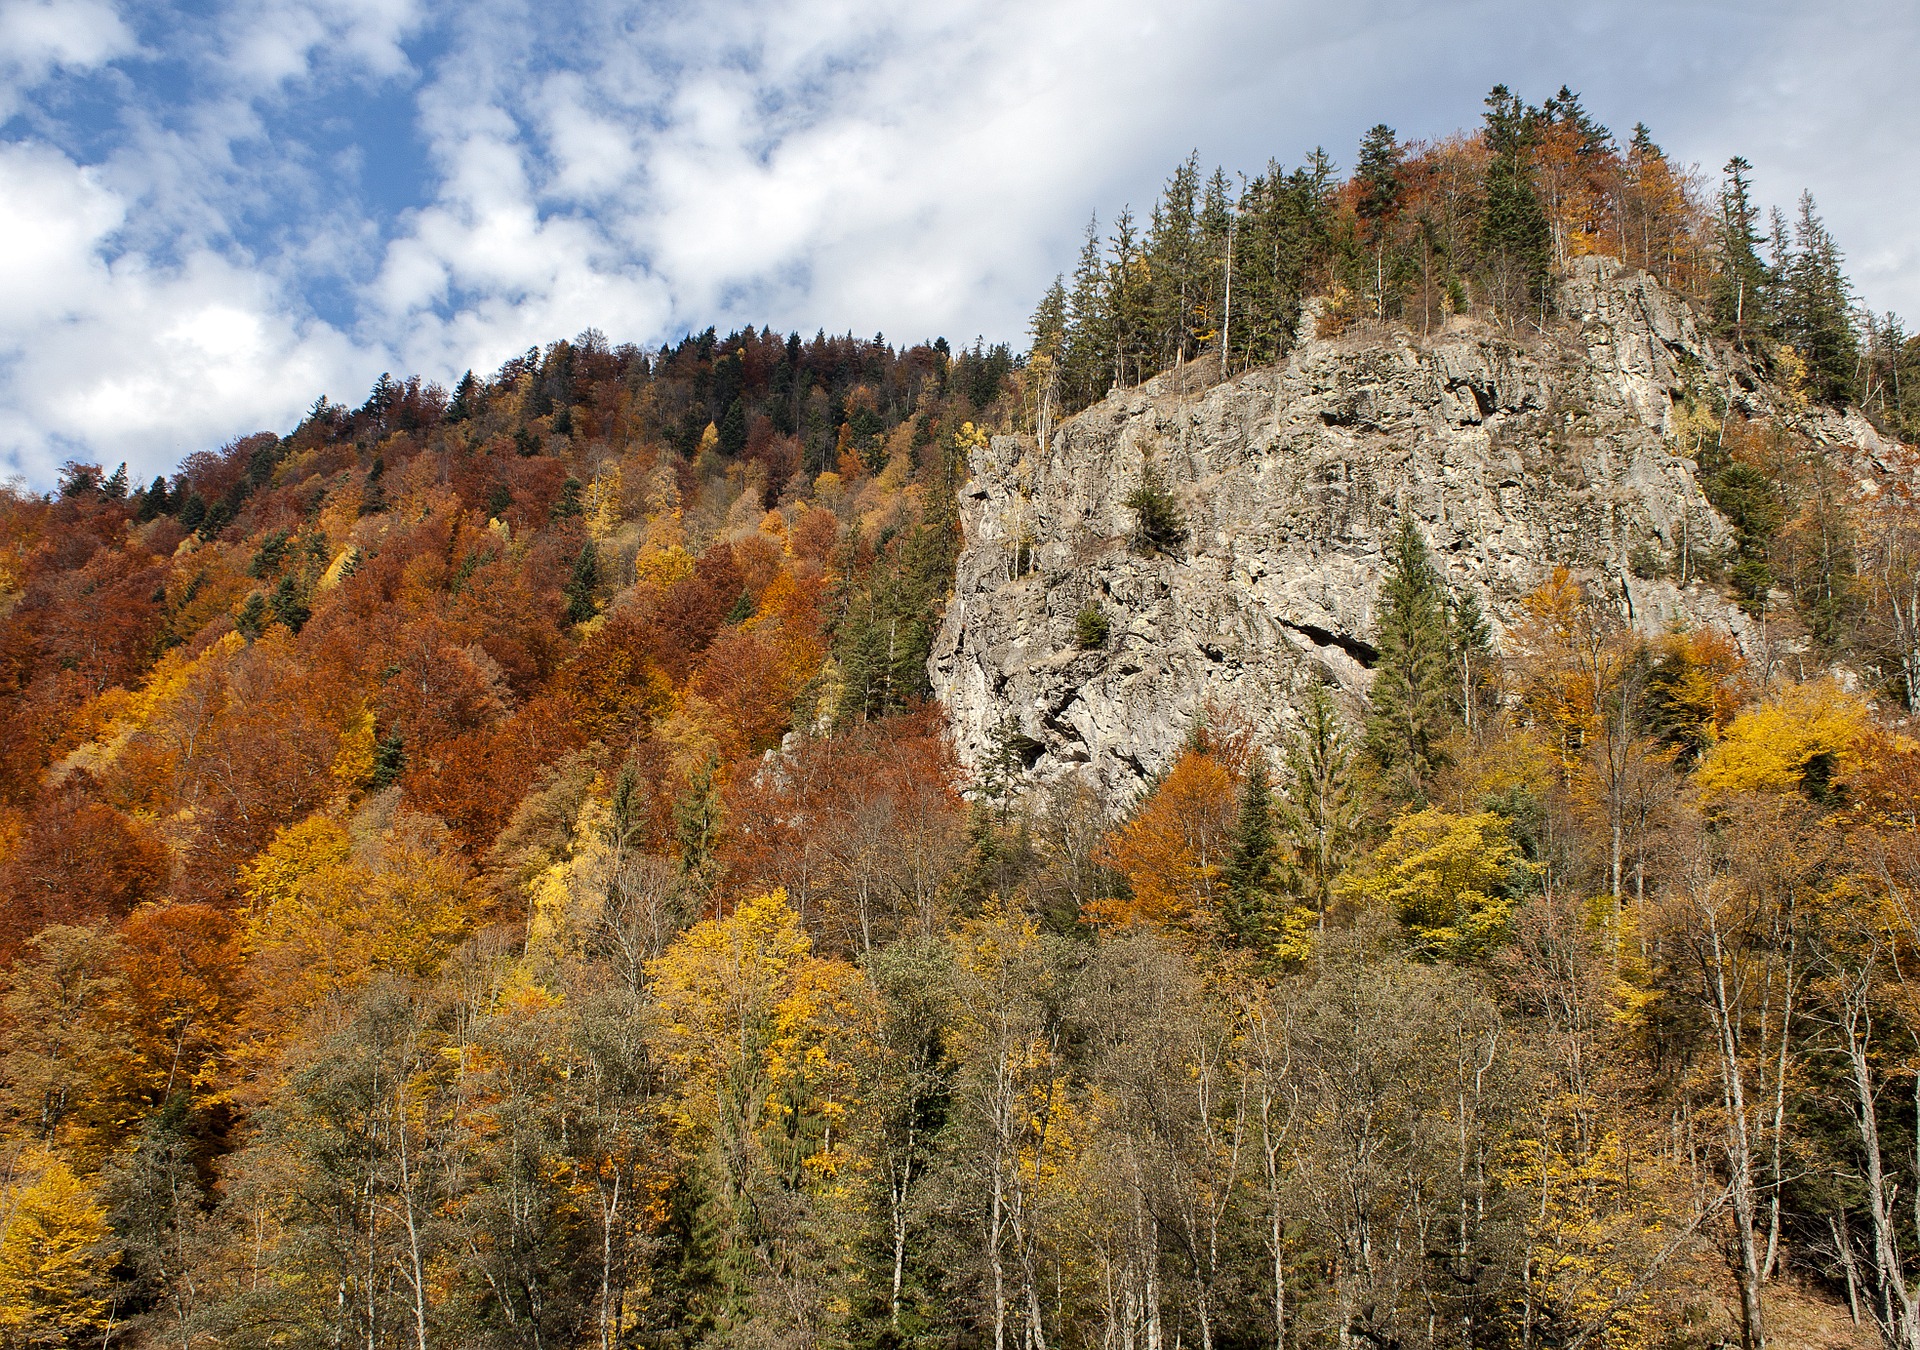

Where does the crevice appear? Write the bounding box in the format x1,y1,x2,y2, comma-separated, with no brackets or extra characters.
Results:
1280,618,1378,669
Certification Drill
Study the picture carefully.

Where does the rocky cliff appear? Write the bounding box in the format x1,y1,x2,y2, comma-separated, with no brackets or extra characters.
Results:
929,257,1894,795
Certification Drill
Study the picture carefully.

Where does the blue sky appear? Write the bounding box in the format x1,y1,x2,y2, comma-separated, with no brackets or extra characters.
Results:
3,0,1916,486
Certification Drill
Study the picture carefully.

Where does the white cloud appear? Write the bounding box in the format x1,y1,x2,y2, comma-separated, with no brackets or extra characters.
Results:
0,0,135,117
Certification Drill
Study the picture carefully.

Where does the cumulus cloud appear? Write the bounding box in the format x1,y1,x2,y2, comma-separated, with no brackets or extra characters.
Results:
2,0,1916,485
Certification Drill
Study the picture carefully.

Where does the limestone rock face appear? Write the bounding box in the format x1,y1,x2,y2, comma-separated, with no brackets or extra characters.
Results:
929,257,1873,796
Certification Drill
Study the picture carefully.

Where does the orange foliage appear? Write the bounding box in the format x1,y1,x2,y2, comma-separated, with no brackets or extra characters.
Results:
1086,749,1237,932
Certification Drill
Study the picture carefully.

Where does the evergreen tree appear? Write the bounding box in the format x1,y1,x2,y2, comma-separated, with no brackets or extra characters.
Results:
1222,753,1286,950
1711,156,1773,354
1145,153,1202,369
1124,460,1186,555
1027,276,1069,447
1063,217,1112,411
369,727,406,788
674,754,721,881
563,542,600,625
1280,682,1359,921
234,592,267,641
1364,517,1456,797
269,574,310,634
1355,124,1404,230
1779,192,1860,404
446,370,479,421
551,477,585,521
1477,85,1551,320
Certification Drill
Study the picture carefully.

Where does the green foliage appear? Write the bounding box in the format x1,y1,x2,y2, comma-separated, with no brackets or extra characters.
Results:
1221,754,1287,951
834,521,957,724
1477,84,1552,319
1074,601,1110,649
233,592,268,641
550,476,585,521
1364,518,1458,797
369,728,406,790
268,575,309,634
1124,460,1186,554
1281,682,1361,919
247,529,292,579
562,541,600,625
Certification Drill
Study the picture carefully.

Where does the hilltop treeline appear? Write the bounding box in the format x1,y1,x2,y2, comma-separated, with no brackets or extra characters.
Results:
1029,84,1920,440
2,88,1920,1350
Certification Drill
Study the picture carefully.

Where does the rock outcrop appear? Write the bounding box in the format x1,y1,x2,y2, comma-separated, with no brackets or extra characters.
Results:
929,257,1888,795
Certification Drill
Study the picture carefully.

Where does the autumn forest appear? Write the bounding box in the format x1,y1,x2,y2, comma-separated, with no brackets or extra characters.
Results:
5,85,1920,1350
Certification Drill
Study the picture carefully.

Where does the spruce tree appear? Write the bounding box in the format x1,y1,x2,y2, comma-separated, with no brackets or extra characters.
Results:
269,575,309,634
1124,461,1186,554
1364,517,1455,798
1223,753,1286,950
234,592,268,641
1478,85,1551,320
1711,156,1773,355
563,542,600,625
1063,216,1112,411
370,728,406,789
1779,192,1859,404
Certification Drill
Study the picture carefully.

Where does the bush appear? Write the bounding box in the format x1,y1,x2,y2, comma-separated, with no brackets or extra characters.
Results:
1125,462,1187,555
1075,602,1110,649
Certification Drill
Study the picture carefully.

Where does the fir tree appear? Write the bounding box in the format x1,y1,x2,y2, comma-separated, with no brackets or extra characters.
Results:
447,370,479,422
1478,85,1551,320
1779,192,1860,404
551,477,585,521
1222,753,1286,950
269,574,309,634
370,728,406,789
1711,156,1773,355
234,592,268,641
1364,517,1456,797
563,542,600,625
674,754,721,881
1124,460,1186,555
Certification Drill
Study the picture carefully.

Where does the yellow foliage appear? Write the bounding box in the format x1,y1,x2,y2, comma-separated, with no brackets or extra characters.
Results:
317,546,359,591
330,705,377,791
634,511,695,592
1342,809,1522,959
0,1146,115,1347
1694,679,1866,801
243,812,479,1023
584,465,624,539
648,891,867,1180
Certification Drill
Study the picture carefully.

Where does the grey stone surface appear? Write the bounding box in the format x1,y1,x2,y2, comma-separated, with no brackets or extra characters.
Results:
929,257,1885,796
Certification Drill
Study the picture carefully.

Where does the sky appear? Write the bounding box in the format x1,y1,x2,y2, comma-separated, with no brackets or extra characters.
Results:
2,0,1916,487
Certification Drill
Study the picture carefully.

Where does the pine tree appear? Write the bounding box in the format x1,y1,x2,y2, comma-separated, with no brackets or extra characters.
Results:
563,542,600,625
551,477,585,521
1222,753,1285,949
1364,517,1456,797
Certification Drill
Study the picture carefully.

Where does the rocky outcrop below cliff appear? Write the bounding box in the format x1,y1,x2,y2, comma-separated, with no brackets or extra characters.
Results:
929,257,1898,795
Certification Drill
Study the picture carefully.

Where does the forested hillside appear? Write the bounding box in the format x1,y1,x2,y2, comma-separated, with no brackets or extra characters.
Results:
2,85,1919,1350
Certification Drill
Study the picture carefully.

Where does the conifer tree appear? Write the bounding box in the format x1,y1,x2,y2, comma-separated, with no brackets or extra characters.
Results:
1365,517,1456,798
1280,682,1359,921
269,575,309,634
1063,217,1112,411
1125,460,1186,555
1779,192,1859,404
1222,753,1285,950
369,728,406,789
1478,85,1551,320
1711,156,1773,355
1027,277,1068,447
563,542,600,625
